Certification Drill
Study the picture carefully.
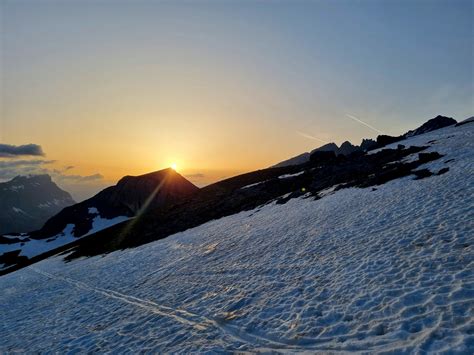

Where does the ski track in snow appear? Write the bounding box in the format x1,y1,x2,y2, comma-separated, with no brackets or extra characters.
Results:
0,124,473,353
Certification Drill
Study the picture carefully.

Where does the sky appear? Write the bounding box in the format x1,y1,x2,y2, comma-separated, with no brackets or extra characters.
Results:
0,0,472,201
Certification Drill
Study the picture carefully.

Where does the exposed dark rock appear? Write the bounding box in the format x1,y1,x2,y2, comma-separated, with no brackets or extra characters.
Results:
437,167,449,175
0,235,23,244
272,152,310,168
312,143,339,153
273,115,460,168
0,250,28,267
405,115,456,137
455,116,474,127
376,135,404,147
413,169,434,180
30,168,199,240
418,152,443,164
360,139,378,151
338,141,359,156
309,151,337,164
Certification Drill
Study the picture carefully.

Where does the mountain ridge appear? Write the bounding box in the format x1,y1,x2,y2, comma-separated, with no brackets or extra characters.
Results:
273,114,457,168
0,114,469,274
0,174,75,234
0,168,199,271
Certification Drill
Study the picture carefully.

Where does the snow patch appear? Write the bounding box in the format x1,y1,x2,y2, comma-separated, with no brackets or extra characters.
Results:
4,185,24,192
278,171,304,179
88,207,99,214
12,207,25,214
240,180,267,189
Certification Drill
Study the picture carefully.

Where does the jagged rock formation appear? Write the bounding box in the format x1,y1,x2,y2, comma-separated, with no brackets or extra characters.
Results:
273,115,457,168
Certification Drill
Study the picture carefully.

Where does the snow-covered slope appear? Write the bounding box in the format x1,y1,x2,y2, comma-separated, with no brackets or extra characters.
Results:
0,208,129,263
0,168,199,272
0,124,473,352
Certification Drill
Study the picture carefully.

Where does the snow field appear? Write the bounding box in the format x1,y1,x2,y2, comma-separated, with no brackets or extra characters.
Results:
0,124,473,352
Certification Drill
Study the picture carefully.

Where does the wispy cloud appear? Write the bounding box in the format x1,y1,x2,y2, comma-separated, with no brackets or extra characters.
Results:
0,159,55,168
0,143,45,157
0,158,103,184
296,131,327,143
345,114,384,134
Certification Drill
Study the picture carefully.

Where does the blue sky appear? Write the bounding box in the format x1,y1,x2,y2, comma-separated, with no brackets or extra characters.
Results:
1,0,472,200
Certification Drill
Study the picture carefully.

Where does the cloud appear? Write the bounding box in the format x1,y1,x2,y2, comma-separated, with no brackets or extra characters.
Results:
0,158,103,184
0,159,55,168
0,143,45,157
0,157,106,201
0,159,55,180
345,114,384,134
185,173,205,179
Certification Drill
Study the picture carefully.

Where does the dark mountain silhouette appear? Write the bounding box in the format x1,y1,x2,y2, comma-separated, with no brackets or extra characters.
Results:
63,144,446,264
0,115,465,275
455,116,474,127
31,168,199,240
0,169,199,272
273,115,457,168
360,139,378,151
0,175,74,234
313,142,339,153
376,115,457,147
405,115,456,137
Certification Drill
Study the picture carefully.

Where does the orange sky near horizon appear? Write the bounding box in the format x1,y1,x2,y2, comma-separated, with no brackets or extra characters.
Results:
1,0,472,201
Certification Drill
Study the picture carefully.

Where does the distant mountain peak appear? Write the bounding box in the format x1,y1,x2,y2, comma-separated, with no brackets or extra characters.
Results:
27,168,199,242
0,174,75,234
11,174,52,183
404,115,456,137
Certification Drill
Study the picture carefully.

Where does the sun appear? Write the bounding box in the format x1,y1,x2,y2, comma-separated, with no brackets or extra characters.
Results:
170,163,178,171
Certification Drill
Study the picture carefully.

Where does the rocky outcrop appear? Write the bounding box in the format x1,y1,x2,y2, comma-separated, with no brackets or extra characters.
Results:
455,116,474,127
376,134,404,147
309,150,337,164
360,139,378,151
273,115,460,168
404,115,456,137
338,141,360,156
312,143,339,153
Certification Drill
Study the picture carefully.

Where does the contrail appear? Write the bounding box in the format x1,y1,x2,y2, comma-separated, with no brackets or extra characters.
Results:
296,131,327,143
345,114,384,134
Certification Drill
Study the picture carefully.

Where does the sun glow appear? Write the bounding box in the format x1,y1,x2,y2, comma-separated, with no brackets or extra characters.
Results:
170,163,178,171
